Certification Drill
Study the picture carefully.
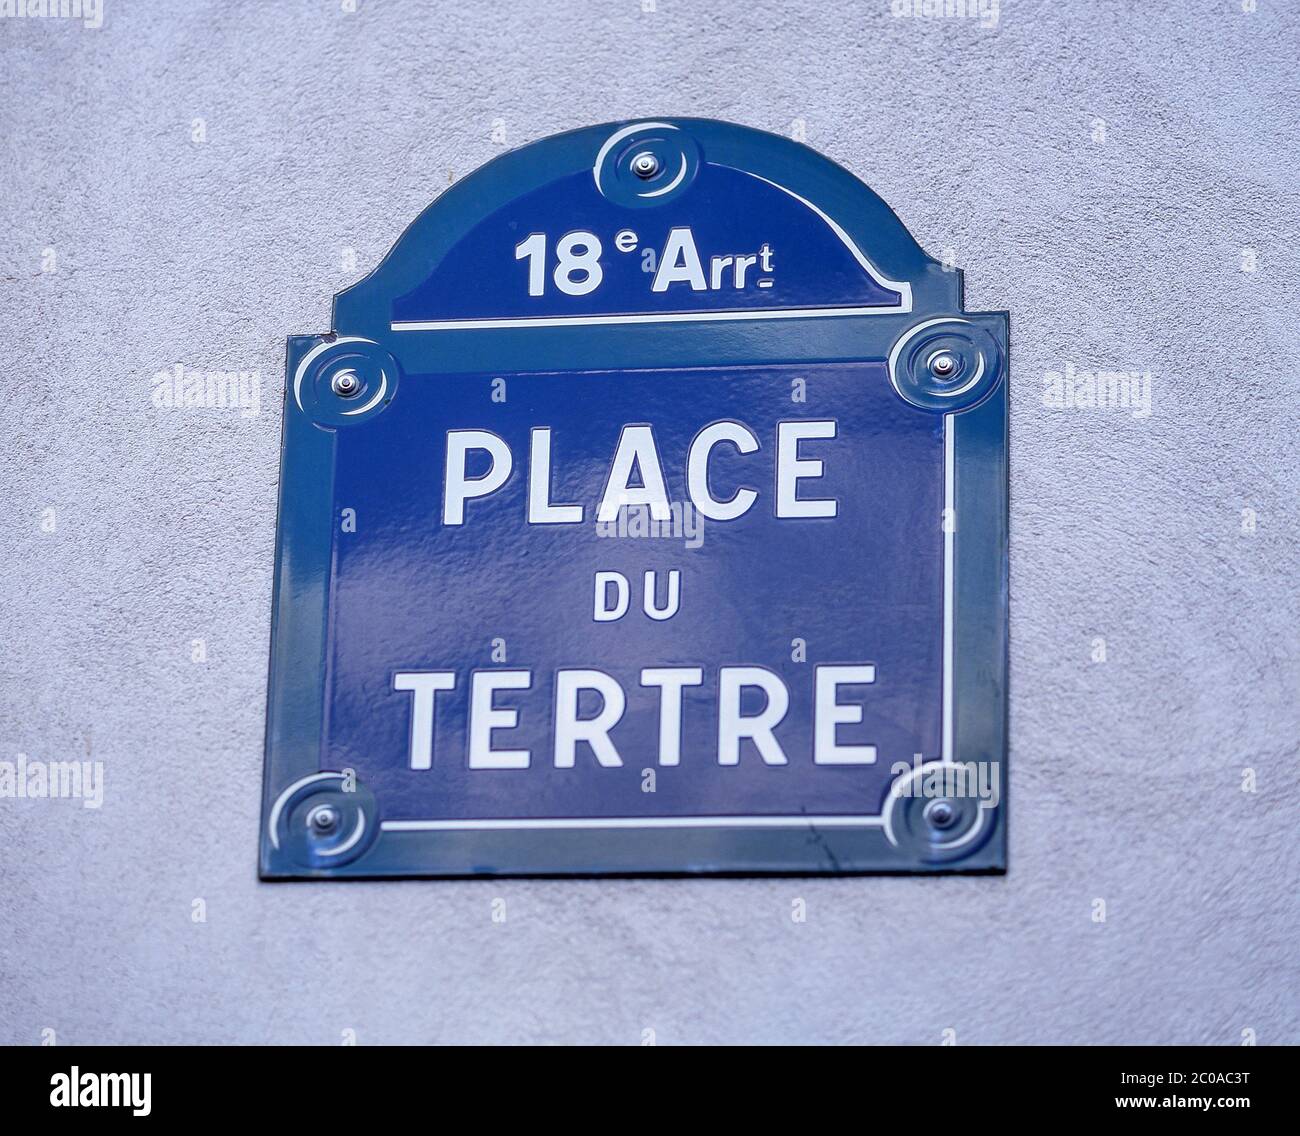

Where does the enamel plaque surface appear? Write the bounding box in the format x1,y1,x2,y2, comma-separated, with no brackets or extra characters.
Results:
261,119,1008,878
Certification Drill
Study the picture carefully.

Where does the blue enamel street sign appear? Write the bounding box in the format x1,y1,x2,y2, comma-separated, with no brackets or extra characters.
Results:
260,119,1008,878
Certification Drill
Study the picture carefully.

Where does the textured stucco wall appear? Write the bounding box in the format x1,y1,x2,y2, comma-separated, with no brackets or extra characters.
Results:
2,0,1297,1045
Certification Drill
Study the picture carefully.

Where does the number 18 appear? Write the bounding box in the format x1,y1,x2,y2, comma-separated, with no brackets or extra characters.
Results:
514,231,604,297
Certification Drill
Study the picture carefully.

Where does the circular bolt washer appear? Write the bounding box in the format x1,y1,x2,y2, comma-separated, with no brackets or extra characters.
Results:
331,370,361,398
888,319,1004,413
267,772,379,870
631,151,661,179
308,803,341,834
594,121,701,209
928,352,957,379
923,798,957,829
292,337,402,428
883,761,995,863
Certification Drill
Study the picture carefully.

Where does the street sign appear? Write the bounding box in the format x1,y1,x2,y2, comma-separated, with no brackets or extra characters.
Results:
260,119,1008,878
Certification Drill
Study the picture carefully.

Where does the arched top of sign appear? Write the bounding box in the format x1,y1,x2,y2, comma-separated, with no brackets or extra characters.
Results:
332,118,960,340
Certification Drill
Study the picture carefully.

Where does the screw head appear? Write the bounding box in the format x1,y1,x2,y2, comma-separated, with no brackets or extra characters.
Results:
631,151,661,179
929,352,958,379
331,370,360,398
924,799,957,830
308,804,341,835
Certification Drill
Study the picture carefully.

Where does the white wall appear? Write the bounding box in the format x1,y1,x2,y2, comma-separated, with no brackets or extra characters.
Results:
1,0,1296,1044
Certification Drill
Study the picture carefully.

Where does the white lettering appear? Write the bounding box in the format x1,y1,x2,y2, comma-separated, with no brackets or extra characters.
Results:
468,670,532,769
814,665,877,764
687,421,759,521
394,672,456,769
640,667,703,765
528,427,583,523
776,420,838,518
652,227,707,292
554,670,625,767
597,425,671,521
717,667,789,765
443,429,512,525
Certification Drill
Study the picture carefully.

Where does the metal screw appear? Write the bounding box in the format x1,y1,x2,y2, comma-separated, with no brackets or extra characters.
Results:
308,804,340,835
924,799,957,829
929,352,957,379
631,151,661,179
331,370,361,398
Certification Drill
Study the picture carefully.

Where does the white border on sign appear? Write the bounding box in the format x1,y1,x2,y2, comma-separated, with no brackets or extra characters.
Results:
391,305,907,332
736,169,914,309
383,816,882,831
380,413,954,835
